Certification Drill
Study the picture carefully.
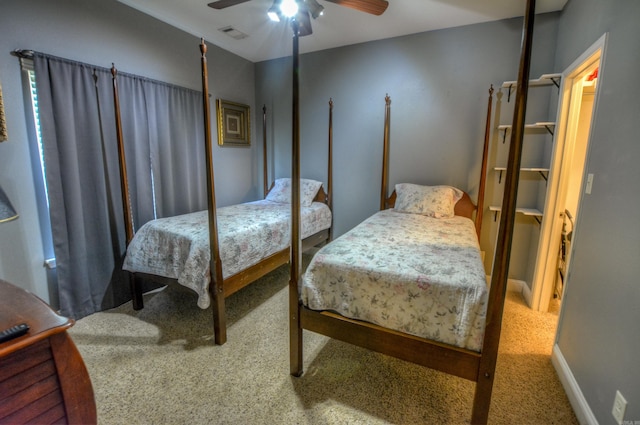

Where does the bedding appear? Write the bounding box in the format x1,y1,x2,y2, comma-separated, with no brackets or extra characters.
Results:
394,184,463,218
265,178,323,207
124,199,332,309
301,208,487,351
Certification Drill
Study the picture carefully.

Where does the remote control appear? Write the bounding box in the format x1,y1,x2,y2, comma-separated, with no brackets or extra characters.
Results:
0,323,30,344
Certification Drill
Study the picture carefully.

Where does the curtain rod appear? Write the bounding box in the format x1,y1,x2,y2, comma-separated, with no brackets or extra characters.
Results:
10,49,204,95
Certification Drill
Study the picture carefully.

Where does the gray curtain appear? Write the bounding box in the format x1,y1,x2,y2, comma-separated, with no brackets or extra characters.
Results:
115,75,206,224
34,53,206,319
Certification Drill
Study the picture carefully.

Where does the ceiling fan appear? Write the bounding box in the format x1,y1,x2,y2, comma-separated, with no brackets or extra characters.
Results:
207,0,389,36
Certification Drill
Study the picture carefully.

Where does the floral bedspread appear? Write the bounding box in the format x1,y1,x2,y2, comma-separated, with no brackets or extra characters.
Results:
301,209,488,352
123,200,332,309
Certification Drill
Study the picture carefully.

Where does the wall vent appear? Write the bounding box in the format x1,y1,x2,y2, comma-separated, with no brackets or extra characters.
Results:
218,26,248,40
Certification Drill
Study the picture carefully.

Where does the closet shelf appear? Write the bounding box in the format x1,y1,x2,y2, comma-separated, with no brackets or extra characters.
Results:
502,73,562,101
489,206,543,224
498,122,555,142
498,122,555,130
494,167,549,172
494,167,549,183
501,73,562,89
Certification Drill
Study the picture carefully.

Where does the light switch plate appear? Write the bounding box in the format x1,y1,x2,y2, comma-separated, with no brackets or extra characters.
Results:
585,173,594,194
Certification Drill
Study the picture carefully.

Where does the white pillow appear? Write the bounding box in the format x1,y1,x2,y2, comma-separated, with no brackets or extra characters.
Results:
265,178,323,207
394,183,463,218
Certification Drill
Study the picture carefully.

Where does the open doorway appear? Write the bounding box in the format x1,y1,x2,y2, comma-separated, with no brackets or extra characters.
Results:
529,34,607,313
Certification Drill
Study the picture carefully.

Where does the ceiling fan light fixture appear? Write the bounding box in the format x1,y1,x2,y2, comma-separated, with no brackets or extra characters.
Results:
267,2,281,22
280,0,299,18
304,0,324,19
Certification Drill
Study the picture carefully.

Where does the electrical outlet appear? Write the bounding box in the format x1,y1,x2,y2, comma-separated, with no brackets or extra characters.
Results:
612,390,627,425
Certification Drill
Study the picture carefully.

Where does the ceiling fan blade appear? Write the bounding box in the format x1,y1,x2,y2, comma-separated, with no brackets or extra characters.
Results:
207,0,251,10
323,0,388,16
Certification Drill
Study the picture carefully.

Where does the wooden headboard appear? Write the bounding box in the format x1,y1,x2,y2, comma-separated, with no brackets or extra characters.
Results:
378,89,492,236
264,99,333,210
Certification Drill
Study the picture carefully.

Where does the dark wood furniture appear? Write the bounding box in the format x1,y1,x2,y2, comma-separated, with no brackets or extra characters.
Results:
289,0,537,422
0,279,96,424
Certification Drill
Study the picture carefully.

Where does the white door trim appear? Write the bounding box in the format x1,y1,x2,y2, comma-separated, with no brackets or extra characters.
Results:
529,33,608,312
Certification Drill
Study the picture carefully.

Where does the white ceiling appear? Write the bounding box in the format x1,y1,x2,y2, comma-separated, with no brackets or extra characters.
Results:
117,0,568,63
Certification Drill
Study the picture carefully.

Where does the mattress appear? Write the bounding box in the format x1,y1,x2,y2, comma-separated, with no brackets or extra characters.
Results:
123,199,332,308
301,209,488,351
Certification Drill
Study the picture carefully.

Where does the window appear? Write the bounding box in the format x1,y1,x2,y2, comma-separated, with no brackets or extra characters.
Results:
22,60,56,269
27,69,49,207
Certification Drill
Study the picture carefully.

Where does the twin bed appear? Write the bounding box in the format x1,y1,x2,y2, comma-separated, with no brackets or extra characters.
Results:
301,97,488,352
290,94,496,424
111,42,333,345
122,187,332,310
287,0,537,422
301,189,488,352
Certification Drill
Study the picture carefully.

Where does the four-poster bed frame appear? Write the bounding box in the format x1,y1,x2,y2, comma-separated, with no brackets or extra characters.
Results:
111,40,333,345
288,0,537,422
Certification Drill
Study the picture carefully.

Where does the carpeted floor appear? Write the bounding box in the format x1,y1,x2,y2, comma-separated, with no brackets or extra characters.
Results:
70,255,578,424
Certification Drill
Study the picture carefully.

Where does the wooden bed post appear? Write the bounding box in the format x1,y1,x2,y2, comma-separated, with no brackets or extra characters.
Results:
263,105,269,197
475,85,493,239
111,65,143,310
327,98,334,240
200,39,226,345
289,20,303,376
380,95,391,210
111,66,134,246
472,1,536,423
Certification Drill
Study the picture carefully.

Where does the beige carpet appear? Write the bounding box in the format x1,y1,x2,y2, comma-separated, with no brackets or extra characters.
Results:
70,256,578,425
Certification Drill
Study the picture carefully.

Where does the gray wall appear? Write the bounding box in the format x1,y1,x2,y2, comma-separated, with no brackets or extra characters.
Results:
0,0,256,303
553,0,640,423
255,14,560,280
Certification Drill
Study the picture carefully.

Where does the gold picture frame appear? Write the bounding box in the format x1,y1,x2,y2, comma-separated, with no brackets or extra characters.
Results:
216,99,250,146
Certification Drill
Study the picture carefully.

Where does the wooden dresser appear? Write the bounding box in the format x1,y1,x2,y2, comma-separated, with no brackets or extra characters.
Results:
0,279,96,424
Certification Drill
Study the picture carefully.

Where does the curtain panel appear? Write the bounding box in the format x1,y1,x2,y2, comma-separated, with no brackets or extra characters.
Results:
115,75,207,223
34,53,206,319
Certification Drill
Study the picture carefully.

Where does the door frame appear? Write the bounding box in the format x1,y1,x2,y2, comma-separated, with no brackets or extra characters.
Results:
529,33,608,312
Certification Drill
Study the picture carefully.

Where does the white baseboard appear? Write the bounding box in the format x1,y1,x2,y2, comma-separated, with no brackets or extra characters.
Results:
551,344,598,425
485,277,532,306
520,280,532,306
507,278,525,293
486,276,526,292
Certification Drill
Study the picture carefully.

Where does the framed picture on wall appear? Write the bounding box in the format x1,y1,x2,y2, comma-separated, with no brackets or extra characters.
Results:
216,99,250,146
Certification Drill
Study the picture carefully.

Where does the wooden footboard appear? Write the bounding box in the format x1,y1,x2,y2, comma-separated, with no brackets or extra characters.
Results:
300,306,482,381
